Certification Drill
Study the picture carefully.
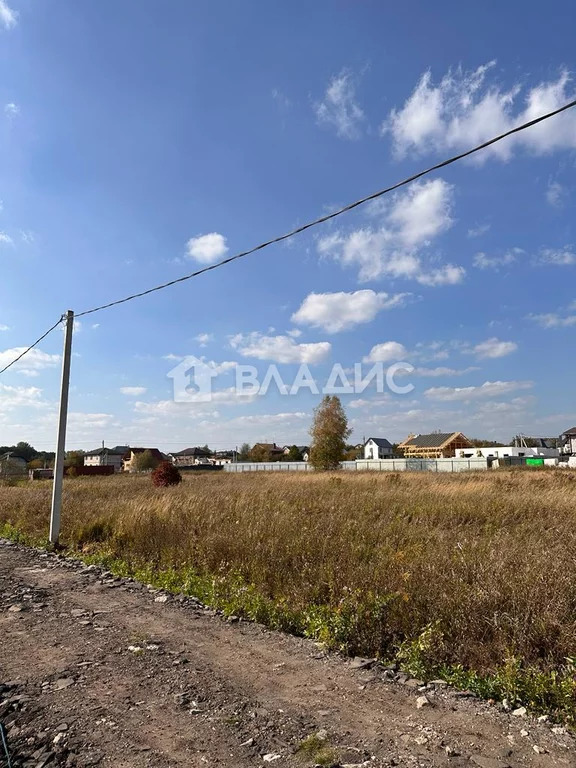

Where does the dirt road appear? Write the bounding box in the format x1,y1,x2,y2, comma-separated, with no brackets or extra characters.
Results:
0,539,574,768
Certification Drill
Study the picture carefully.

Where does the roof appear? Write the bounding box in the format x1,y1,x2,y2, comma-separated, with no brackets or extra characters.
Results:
399,432,467,449
365,437,393,449
561,427,576,436
85,447,125,457
125,448,165,460
173,447,212,457
0,452,26,462
253,443,284,452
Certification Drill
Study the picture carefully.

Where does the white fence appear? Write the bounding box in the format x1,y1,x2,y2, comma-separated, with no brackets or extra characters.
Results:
223,458,489,473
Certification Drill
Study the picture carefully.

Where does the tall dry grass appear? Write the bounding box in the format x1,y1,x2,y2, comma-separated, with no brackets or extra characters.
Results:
2,469,576,682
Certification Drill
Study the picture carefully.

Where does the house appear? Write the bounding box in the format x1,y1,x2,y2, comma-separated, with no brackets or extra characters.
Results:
251,443,285,461
282,445,310,461
398,432,473,459
84,445,125,473
212,450,237,466
170,447,212,466
363,437,394,460
122,448,165,472
0,452,27,476
456,445,559,460
560,427,576,456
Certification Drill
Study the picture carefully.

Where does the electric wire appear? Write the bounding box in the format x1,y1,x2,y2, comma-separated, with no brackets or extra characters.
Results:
0,316,64,375
2,97,576,375
75,97,576,318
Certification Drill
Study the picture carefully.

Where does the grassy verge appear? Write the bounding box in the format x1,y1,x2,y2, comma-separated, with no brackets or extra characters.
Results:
2,470,576,722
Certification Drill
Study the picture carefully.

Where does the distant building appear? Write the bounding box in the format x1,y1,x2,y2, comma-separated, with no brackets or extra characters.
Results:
251,443,285,460
560,427,576,456
363,438,394,460
84,446,125,473
123,448,165,472
456,445,559,460
170,447,212,467
0,452,27,476
282,445,310,461
398,432,473,459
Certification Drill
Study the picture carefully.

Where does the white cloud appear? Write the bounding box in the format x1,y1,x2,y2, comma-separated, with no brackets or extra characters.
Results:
425,380,532,402
229,332,331,364
318,178,462,284
315,70,365,140
546,180,566,208
529,312,576,328
91,323,100,330
416,264,465,286
164,356,237,375
0,347,60,377
186,232,228,264
291,289,411,333
0,324,9,331
383,63,576,160
473,337,518,359
0,232,14,246
412,366,479,377
0,0,17,29
67,412,115,431
195,332,213,347
120,386,147,396
467,223,491,238
535,247,576,266
223,411,308,427
363,341,408,363
135,385,256,413
272,88,292,112
4,102,19,117
473,247,522,270
0,383,46,410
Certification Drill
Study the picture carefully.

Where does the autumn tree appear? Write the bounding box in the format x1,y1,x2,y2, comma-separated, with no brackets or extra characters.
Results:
238,443,252,461
132,450,160,472
250,444,271,462
309,396,351,471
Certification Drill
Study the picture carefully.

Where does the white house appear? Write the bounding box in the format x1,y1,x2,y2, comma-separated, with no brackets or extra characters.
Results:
560,427,576,455
456,445,559,460
363,437,394,460
84,446,126,473
282,445,310,461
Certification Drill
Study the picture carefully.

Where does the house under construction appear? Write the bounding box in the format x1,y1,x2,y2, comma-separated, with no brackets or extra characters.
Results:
398,432,473,459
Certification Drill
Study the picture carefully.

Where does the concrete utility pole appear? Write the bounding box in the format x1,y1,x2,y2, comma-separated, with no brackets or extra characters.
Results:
49,310,74,545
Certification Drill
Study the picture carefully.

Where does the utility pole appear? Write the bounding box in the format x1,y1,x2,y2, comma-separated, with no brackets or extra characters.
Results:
49,310,74,545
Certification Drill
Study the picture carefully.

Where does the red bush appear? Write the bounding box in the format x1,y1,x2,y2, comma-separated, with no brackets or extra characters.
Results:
151,461,182,487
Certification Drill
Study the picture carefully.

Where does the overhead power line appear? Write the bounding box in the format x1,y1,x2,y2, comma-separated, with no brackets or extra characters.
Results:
75,97,576,318
0,316,64,375
1,97,575,378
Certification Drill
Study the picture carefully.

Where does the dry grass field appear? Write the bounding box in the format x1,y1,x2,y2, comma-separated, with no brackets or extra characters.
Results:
2,468,576,718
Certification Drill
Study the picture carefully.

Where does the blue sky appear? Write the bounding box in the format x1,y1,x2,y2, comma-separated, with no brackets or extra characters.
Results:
1,0,575,451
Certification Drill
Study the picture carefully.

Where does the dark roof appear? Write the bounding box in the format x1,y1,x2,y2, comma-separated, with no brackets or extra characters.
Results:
561,427,576,436
253,443,284,452
0,452,26,462
366,437,393,449
85,447,125,457
402,432,459,448
111,445,130,454
125,448,165,460
173,447,211,457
